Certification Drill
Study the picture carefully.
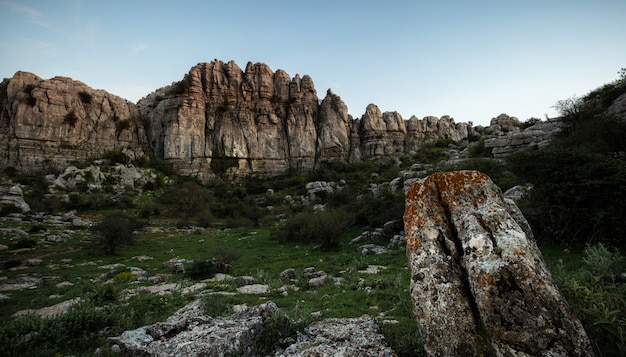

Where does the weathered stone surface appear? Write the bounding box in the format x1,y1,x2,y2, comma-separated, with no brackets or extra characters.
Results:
484,118,564,158
0,185,30,213
0,71,147,173
0,61,485,180
404,170,593,356
110,300,395,356
275,315,396,357
110,300,282,356
12,297,82,318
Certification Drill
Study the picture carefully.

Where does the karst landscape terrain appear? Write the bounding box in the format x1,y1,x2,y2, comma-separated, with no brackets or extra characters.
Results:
0,61,625,356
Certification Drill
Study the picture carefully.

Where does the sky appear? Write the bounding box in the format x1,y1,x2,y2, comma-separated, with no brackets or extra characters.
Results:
1,1,625,126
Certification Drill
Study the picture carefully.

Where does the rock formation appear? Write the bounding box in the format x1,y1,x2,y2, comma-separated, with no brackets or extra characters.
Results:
1,60,480,179
403,170,593,356
484,114,564,158
0,72,147,173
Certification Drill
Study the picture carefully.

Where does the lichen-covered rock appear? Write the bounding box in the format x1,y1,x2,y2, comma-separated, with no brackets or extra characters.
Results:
109,300,281,356
404,170,593,356
275,315,396,357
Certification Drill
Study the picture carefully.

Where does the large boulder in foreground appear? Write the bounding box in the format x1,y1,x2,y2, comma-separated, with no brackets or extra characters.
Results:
404,170,593,356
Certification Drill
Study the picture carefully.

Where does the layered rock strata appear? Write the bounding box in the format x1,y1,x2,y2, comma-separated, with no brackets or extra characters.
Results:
0,72,147,173
1,60,478,179
403,170,593,356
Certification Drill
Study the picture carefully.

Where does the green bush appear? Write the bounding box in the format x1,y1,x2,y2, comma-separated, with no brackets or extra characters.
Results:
159,181,211,227
113,271,137,282
556,244,626,357
270,208,352,250
509,148,626,246
91,212,134,255
3,259,21,270
251,311,303,355
185,259,216,280
12,238,37,249
102,150,129,165
354,190,405,228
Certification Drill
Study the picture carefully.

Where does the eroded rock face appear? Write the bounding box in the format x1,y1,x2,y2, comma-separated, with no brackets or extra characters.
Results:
404,171,593,356
1,61,485,179
0,72,147,173
484,118,564,158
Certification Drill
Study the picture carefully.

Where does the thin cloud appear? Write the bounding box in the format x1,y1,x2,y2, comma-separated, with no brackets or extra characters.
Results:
131,43,149,55
1,1,49,28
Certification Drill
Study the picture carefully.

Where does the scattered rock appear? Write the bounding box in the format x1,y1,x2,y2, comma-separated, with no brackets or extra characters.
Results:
0,276,42,291
131,255,153,262
279,268,296,281
25,258,43,267
55,281,74,288
308,273,328,288
45,234,64,243
358,265,387,274
236,284,270,294
359,244,390,256
404,171,593,356
0,185,31,213
12,297,82,318
234,275,255,287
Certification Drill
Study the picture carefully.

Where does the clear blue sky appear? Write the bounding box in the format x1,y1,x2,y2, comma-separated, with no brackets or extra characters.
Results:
1,0,624,126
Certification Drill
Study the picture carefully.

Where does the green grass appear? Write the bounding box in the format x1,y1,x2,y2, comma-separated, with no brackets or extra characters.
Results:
0,221,426,356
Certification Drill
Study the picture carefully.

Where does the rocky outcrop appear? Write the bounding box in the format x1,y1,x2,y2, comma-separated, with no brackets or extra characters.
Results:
0,72,147,173
404,171,593,356
0,184,30,212
484,117,564,158
109,299,395,356
405,115,475,151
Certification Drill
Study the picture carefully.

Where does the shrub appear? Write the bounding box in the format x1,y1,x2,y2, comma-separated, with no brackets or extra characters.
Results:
159,181,211,227
509,148,626,246
271,208,352,250
91,212,134,255
12,238,37,249
113,271,137,282
77,91,92,105
3,259,21,270
63,110,78,127
557,244,626,357
90,283,117,305
103,150,129,164
354,190,405,228
185,259,216,280
251,311,303,355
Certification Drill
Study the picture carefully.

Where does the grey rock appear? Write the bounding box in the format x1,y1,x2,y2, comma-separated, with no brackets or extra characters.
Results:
275,315,396,356
404,171,593,356
280,268,296,281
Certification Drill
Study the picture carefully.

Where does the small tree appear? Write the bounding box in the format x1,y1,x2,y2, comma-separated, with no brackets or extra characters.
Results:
160,181,211,227
92,212,134,255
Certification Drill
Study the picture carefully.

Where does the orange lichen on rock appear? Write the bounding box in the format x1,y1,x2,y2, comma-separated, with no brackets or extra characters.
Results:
476,272,497,288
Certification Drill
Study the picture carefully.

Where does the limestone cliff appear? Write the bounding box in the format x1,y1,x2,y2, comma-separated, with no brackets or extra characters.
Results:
136,60,478,179
0,71,147,173
1,60,483,178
